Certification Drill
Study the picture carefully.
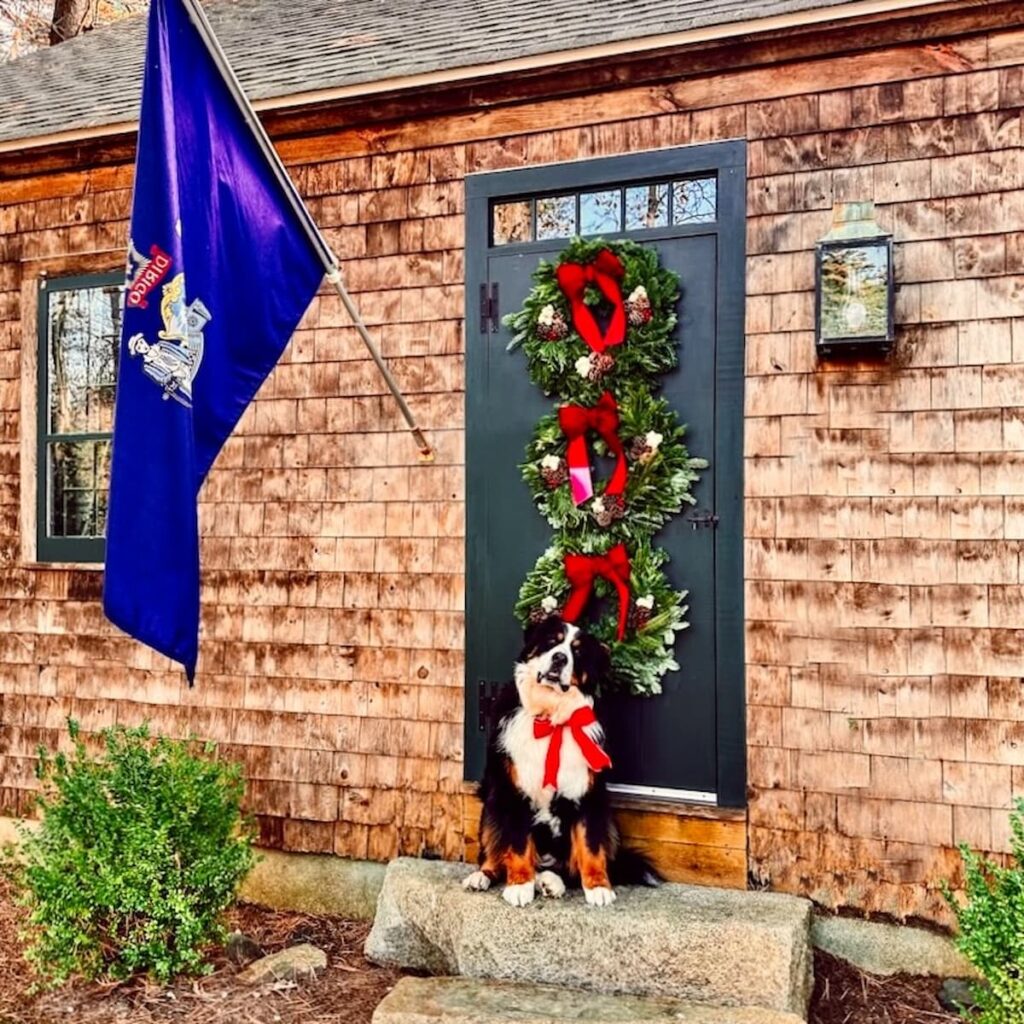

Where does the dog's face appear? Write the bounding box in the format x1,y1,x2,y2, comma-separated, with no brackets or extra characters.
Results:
514,617,609,721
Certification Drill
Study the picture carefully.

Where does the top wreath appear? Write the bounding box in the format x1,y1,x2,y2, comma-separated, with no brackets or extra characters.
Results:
504,237,681,403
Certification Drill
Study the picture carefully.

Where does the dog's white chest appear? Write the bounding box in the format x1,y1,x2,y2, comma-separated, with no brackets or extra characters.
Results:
499,708,596,806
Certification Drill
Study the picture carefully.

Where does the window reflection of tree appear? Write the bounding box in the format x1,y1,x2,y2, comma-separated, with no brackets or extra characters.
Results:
626,184,669,230
47,284,120,538
493,201,531,245
673,177,717,224
580,191,620,235
491,177,717,246
536,195,575,240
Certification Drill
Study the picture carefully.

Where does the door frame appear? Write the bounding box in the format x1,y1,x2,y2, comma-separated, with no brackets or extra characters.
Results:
464,140,747,808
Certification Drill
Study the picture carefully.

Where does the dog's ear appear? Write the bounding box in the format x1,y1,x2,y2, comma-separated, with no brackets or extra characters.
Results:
520,615,562,662
574,632,610,694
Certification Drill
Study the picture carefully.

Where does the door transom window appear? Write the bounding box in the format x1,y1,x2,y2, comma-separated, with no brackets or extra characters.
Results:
491,175,717,246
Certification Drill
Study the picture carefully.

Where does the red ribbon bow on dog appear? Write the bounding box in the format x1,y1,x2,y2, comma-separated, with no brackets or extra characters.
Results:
555,248,627,354
534,706,612,790
562,543,631,642
558,392,628,507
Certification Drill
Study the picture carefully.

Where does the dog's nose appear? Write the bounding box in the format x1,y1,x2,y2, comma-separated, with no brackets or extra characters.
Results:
550,651,568,669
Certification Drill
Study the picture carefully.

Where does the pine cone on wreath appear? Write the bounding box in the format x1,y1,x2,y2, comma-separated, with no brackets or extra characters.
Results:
539,455,568,488
628,436,650,462
591,493,626,527
605,493,626,521
530,596,561,623
536,304,569,342
628,431,664,465
629,594,655,630
626,286,653,326
588,351,615,383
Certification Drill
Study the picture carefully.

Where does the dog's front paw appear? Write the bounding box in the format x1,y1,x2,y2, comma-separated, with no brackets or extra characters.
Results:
462,870,492,892
502,881,536,907
536,870,566,899
584,885,616,907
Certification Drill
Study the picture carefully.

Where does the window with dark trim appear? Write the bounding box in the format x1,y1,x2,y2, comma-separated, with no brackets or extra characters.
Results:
37,272,121,563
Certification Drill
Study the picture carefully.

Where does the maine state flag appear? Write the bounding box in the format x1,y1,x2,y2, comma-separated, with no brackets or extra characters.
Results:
103,0,325,681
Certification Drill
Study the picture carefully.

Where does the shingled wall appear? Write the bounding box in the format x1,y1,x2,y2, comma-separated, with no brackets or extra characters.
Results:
1,6,1024,924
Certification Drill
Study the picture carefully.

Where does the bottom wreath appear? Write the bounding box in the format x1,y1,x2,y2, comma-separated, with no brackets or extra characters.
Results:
514,539,688,697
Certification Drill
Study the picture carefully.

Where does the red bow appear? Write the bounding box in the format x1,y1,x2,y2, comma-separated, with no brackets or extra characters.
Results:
558,392,627,507
562,543,631,642
555,249,626,354
534,706,612,790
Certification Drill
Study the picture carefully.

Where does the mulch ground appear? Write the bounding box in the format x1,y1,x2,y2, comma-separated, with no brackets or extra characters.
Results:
810,950,960,1024
0,881,402,1024
0,881,964,1024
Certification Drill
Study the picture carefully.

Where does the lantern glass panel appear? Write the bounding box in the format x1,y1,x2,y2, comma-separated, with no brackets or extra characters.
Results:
818,241,891,341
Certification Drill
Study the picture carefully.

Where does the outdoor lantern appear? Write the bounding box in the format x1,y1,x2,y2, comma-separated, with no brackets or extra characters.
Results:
815,202,895,358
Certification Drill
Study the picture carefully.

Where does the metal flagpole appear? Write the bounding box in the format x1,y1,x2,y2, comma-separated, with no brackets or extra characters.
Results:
178,0,434,462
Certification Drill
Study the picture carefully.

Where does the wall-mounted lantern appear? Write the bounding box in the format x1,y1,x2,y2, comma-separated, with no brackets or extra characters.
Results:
815,201,894,358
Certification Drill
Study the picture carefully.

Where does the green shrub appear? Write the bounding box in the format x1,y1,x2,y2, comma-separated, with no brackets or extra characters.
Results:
10,720,255,986
944,798,1024,1023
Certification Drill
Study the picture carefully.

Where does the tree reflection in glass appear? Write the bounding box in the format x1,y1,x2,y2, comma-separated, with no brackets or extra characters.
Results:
45,282,120,539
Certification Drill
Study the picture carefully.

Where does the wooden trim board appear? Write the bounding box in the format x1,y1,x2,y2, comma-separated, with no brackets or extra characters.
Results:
461,794,748,890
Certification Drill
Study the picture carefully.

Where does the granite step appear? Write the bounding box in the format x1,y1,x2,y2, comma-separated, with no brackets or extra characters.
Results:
372,976,807,1024
364,858,813,1018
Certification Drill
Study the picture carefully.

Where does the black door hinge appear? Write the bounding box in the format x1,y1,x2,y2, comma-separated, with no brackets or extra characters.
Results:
685,508,720,530
479,282,499,334
478,680,498,732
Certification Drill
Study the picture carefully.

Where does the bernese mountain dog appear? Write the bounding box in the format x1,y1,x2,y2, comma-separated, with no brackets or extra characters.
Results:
464,615,660,908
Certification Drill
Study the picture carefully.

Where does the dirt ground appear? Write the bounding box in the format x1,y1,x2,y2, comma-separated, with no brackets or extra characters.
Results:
0,884,963,1024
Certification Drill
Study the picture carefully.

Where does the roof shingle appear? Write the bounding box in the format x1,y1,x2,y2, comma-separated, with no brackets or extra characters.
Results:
0,0,869,146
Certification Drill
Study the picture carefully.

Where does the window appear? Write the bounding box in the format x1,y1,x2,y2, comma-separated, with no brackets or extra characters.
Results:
491,174,717,246
37,272,121,562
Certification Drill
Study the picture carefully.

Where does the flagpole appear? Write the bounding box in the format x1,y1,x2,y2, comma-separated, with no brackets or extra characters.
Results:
178,0,435,462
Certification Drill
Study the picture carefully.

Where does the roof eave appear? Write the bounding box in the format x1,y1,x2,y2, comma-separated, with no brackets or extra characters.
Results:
0,0,971,155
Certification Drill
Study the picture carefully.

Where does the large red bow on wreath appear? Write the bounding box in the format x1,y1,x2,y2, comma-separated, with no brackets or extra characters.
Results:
534,706,612,790
555,249,627,353
558,391,628,507
562,543,631,642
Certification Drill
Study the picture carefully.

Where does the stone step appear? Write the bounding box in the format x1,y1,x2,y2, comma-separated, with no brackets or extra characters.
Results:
372,977,807,1024
364,858,812,1018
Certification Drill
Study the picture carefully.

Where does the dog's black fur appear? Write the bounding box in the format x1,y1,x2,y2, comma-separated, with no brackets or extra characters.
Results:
470,617,660,903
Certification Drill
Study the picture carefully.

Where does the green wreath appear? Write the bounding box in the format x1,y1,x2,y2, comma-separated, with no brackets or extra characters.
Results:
505,237,680,403
521,383,707,545
515,540,688,698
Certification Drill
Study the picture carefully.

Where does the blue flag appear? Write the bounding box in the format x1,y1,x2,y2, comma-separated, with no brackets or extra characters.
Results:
103,0,325,682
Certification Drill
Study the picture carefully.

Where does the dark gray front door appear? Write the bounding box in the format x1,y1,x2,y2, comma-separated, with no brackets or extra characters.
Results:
464,142,746,807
